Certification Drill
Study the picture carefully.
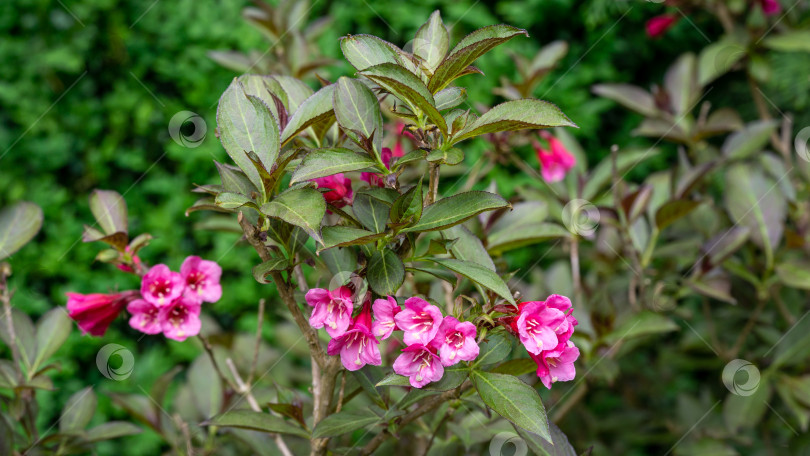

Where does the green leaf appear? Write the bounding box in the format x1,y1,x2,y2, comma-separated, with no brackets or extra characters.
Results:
402,191,509,233
340,34,401,71
215,192,257,210
217,79,280,195
390,179,423,225
350,368,387,409
428,258,516,306
602,311,678,344
333,77,383,153
698,40,746,87
60,387,97,433
722,120,778,160
367,248,405,296
664,53,698,116
407,266,458,287
491,358,538,376
442,225,496,271
775,261,810,290
413,11,449,71
393,149,428,170
280,84,336,147
360,63,447,136
772,312,810,368
252,257,291,284
471,371,550,441
0,309,36,369
452,99,576,144
85,421,142,442
312,409,380,438
352,193,391,233
89,190,127,235
238,74,288,122
429,25,528,92
0,202,43,261
205,410,310,438
434,87,467,111
291,148,377,184
474,333,512,367
31,308,71,373
261,188,326,244
655,200,702,230
320,226,385,251
215,162,257,196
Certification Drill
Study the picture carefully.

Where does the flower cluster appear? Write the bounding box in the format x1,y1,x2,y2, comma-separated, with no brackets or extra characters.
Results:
503,294,580,389
306,289,479,388
66,256,222,341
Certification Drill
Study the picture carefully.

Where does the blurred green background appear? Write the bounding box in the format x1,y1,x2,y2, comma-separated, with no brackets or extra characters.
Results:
1,0,807,454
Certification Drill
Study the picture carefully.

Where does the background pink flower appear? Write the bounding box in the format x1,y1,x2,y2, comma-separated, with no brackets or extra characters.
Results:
127,298,163,335
181,255,222,303
372,296,401,340
646,14,679,38
141,264,184,306
312,174,353,208
160,297,201,341
393,344,444,388
534,131,576,183
67,290,139,336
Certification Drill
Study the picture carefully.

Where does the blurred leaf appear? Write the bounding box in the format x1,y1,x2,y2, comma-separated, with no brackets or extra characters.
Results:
320,226,384,251
698,40,745,87
442,225,496,271
291,148,377,184
583,148,659,200
312,409,379,438
655,200,701,230
700,227,749,269
592,84,658,117
762,31,810,53
350,367,387,409
60,387,97,433
426,147,463,165
488,223,568,255
603,312,678,344
252,257,291,284
471,371,550,442
261,188,326,244
721,120,778,160
206,410,309,438
89,190,127,236
85,421,142,442
772,312,810,368
428,258,515,306
31,308,71,373
429,25,528,92
0,202,43,261
775,261,810,290
664,53,697,115
267,403,307,429
723,380,771,433
367,248,405,296
0,309,36,370
452,99,576,144
189,355,223,420
402,191,509,233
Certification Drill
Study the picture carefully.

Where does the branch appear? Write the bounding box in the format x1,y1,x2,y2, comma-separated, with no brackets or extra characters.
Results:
359,382,471,455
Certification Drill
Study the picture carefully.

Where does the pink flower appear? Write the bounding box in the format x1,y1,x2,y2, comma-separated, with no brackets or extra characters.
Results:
306,286,354,338
181,256,222,303
66,290,140,336
534,131,575,183
393,344,444,388
372,296,401,340
531,340,580,389
545,294,578,343
312,174,353,208
516,301,566,355
361,148,394,188
140,264,184,306
645,14,679,38
127,298,163,335
327,302,381,371
394,297,444,346
432,316,479,366
759,0,781,15
160,297,202,341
